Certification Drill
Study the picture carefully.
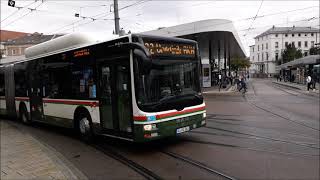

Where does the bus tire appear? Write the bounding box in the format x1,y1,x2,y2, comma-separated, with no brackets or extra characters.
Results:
20,104,30,124
77,111,94,143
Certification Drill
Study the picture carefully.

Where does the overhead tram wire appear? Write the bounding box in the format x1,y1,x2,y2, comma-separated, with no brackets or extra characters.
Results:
160,6,318,36
2,1,45,28
238,17,320,35
1,0,39,23
47,0,150,34
244,0,264,37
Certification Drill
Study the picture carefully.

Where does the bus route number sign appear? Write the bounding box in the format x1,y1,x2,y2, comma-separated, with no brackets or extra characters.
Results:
144,42,195,57
74,49,90,58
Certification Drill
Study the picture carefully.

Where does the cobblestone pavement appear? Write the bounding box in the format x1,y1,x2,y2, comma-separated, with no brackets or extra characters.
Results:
1,120,86,180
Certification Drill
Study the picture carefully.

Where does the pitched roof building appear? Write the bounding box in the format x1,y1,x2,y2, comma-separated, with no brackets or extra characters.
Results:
1,32,62,59
0,30,29,42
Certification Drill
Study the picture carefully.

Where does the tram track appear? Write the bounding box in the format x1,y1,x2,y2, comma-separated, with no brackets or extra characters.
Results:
245,82,320,132
247,100,320,131
93,143,163,180
191,127,320,150
206,116,319,140
160,150,237,180
94,140,237,180
182,138,319,157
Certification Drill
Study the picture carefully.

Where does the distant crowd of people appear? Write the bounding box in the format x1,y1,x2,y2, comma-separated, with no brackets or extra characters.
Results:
216,73,249,92
276,73,318,91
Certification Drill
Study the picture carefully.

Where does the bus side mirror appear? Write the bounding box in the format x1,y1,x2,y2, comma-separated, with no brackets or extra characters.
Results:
134,49,152,75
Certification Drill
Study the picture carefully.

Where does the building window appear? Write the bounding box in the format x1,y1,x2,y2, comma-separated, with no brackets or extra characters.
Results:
311,41,315,47
305,41,308,47
275,42,279,48
258,53,260,61
304,51,308,56
252,47,254,52
262,53,264,61
275,53,279,61
262,44,264,50
285,42,288,47
305,34,307,36
292,42,295,47
298,41,301,48
292,34,294,37
266,52,269,60
266,43,268,49
285,34,288,37
311,33,314,36
258,45,260,51
275,34,278,37
298,33,301,37
12,49,16,55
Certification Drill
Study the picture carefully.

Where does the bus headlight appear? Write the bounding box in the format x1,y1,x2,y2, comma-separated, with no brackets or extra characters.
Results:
203,112,206,118
143,124,157,131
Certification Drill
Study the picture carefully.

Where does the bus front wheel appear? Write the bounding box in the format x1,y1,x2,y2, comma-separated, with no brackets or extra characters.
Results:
77,112,94,143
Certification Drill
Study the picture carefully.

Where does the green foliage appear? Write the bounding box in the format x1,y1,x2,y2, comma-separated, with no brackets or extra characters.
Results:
230,56,250,71
281,44,302,64
309,46,320,55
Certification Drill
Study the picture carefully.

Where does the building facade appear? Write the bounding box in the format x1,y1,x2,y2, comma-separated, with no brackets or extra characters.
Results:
1,32,61,58
249,26,320,77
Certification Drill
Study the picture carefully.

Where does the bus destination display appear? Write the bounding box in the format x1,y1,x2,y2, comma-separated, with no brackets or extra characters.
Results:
144,42,195,57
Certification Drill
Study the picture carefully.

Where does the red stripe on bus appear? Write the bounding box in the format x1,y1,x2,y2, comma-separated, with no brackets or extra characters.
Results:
15,97,30,101
43,99,98,107
134,105,205,122
133,116,148,121
156,106,205,120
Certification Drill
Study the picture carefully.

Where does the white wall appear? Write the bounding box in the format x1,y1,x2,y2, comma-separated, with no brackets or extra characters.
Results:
250,31,320,75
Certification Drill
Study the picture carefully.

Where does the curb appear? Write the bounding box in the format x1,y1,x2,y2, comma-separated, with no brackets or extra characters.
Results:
272,81,301,90
272,81,319,97
4,120,88,180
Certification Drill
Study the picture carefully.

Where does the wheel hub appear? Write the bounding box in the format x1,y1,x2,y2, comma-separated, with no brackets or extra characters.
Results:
79,117,89,134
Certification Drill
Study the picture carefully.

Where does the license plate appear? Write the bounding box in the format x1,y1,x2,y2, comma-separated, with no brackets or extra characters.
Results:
176,126,190,134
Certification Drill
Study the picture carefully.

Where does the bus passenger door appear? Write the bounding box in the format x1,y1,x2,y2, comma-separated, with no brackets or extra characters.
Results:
99,59,132,138
29,62,45,122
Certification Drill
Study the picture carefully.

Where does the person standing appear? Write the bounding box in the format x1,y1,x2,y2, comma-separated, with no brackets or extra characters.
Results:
306,75,312,91
218,74,222,91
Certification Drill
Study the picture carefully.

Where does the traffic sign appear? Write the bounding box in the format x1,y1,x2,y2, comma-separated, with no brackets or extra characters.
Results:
8,0,15,7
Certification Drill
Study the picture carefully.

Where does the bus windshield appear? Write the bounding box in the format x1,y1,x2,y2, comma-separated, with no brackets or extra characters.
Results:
134,59,203,112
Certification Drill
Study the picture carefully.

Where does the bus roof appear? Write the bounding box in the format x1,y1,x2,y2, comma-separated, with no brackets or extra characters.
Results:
5,33,197,66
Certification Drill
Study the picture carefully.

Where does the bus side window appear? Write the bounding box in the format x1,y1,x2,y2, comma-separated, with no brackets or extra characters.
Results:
72,66,96,99
42,56,72,99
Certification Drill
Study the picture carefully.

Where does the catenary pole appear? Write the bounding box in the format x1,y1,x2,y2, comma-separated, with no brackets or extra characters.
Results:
113,0,120,35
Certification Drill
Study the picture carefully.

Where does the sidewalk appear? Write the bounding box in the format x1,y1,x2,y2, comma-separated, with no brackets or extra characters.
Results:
0,120,87,180
272,80,319,95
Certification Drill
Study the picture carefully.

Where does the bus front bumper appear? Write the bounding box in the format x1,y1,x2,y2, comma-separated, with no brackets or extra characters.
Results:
133,113,206,142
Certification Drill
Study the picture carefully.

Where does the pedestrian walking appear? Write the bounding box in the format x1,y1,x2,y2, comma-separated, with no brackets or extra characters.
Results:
238,76,247,93
306,75,312,91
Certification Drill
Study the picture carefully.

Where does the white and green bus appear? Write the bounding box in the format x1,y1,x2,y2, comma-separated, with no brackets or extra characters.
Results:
0,33,206,142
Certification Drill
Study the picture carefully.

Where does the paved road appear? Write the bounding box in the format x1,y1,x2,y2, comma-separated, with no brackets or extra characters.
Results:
1,78,319,180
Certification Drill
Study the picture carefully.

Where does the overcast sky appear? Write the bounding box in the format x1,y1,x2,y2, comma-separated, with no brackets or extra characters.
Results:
1,0,319,55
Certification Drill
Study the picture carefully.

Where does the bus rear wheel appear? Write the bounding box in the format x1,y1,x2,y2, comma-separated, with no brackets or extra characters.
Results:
77,112,94,143
20,105,30,124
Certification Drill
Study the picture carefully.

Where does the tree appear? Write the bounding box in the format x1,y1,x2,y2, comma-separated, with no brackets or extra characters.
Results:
230,56,250,76
281,43,302,64
309,46,320,55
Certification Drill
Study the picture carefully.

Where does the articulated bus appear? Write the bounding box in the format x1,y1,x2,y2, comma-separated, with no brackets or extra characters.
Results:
0,33,206,142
